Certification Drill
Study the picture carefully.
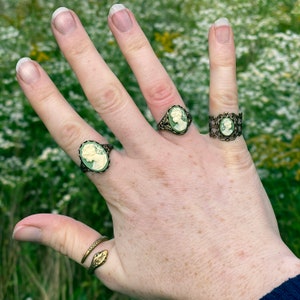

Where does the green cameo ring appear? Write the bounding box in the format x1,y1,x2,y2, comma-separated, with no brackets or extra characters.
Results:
209,112,243,141
157,105,192,135
79,141,113,173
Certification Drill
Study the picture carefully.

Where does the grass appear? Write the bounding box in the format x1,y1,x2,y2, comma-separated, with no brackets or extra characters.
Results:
0,0,300,299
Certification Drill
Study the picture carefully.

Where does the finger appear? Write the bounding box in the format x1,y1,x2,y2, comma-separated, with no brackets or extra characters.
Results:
208,18,246,148
107,4,187,124
51,7,160,153
208,18,238,115
16,58,121,168
13,214,122,290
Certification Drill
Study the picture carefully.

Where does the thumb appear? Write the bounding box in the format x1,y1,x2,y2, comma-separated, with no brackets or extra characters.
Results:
13,214,121,290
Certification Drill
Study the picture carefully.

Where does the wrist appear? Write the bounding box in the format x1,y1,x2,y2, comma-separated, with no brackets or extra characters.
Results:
223,245,300,300
260,274,300,299
190,241,300,300
256,253,300,299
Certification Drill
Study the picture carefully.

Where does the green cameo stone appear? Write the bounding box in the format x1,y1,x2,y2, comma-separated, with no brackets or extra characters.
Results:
168,106,188,134
79,141,109,172
220,117,235,137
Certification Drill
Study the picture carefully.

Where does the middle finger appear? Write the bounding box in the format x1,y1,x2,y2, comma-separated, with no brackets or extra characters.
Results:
108,4,187,123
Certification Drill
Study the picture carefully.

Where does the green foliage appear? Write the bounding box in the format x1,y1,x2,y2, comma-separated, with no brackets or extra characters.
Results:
0,0,299,299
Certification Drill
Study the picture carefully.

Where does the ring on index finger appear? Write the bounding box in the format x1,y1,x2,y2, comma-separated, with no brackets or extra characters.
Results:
79,141,113,173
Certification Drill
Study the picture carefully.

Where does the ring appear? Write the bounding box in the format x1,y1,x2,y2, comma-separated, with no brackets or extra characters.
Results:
81,236,108,264
88,250,109,275
209,112,243,141
157,105,192,135
79,141,113,173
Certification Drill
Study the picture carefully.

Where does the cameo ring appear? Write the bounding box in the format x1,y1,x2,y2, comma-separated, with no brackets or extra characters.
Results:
79,141,113,173
157,105,192,135
209,112,243,141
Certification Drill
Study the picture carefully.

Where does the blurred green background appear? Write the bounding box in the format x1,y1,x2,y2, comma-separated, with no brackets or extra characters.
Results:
0,0,299,299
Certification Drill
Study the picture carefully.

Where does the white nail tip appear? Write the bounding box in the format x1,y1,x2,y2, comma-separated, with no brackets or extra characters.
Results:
16,57,32,73
214,18,230,27
109,4,126,16
52,7,69,21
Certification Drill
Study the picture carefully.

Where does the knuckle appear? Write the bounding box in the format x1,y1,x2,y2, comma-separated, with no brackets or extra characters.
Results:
35,87,59,105
49,220,70,256
125,36,149,55
92,82,125,116
67,40,91,58
210,90,238,109
145,81,177,107
59,120,83,151
210,59,235,70
223,146,253,171
57,231,69,256
210,52,236,69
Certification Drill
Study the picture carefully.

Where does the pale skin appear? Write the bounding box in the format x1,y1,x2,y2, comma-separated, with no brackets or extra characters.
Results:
13,4,300,300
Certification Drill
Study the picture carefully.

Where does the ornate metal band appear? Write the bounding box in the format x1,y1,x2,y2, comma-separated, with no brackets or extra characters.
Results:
81,236,108,264
209,112,243,141
79,141,113,173
88,250,109,275
157,105,192,135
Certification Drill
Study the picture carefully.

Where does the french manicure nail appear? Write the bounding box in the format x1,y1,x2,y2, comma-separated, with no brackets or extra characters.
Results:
109,4,133,32
13,226,42,242
52,7,76,35
16,57,40,84
214,17,230,44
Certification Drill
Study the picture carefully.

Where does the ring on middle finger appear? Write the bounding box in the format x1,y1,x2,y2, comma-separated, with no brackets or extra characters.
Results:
157,105,192,135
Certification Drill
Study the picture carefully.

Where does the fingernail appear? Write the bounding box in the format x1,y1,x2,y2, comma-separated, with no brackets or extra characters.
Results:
16,57,40,84
52,7,76,35
214,18,230,44
13,226,42,242
109,4,133,32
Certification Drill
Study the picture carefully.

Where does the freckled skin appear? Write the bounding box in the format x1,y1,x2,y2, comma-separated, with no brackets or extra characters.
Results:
14,6,300,300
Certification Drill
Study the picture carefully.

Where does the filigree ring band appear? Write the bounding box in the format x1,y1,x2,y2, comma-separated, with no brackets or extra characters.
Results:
209,112,243,141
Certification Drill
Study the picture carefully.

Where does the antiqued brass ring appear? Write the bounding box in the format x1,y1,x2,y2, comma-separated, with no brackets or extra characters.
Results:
209,112,243,141
79,141,113,173
157,105,192,135
81,236,108,264
88,250,109,275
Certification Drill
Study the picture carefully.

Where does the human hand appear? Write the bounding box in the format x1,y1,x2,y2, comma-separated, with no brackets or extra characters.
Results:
13,4,300,299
